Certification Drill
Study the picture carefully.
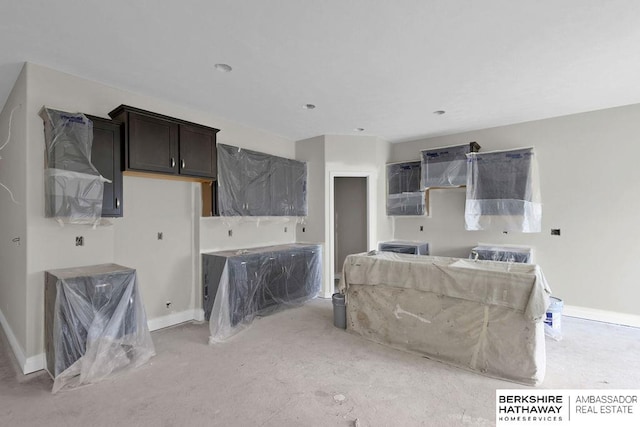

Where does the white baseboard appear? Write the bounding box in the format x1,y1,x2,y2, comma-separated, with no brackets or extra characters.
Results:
564,305,640,328
193,308,205,322
24,353,45,374
147,309,200,331
0,307,27,372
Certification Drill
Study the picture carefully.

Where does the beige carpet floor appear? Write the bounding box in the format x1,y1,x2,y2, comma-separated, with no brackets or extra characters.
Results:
1,299,639,426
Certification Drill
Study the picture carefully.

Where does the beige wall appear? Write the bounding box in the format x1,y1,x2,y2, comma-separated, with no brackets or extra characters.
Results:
5,63,298,372
390,104,640,320
0,65,28,367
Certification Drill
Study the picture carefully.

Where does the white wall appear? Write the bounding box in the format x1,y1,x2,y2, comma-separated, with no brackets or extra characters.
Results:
0,65,28,368
5,63,297,371
390,104,640,321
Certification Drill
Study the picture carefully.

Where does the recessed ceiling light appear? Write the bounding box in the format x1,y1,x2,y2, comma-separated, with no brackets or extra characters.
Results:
433,110,446,115
214,63,232,73
302,104,316,110
354,127,365,132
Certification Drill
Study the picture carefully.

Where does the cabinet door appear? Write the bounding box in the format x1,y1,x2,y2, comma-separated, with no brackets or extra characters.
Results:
128,112,179,174
179,124,217,178
270,157,291,216
290,160,307,216
89,116,123,217
244,156,271,216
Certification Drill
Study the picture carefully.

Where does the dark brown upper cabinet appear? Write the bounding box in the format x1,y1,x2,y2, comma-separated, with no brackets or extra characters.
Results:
87,114,123,217
109,105,219,180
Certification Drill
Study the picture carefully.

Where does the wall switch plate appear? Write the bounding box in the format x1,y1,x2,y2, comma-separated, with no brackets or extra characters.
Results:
75,236,84,246
166,301,171,309
302,227,306,232
551,229,561,236
228,229,233,237
420,226,424,231
284,226,288,233
157,232,163,240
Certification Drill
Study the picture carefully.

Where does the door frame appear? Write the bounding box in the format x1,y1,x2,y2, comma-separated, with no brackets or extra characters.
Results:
326,171,374,297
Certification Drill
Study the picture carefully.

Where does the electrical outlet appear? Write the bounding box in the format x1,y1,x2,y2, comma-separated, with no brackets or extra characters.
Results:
284,226,288,233
75,236,84,246
157,232,163,240
228,229,233,237
551,229,561,236
302,227,306,233
166,301,171,309
419,225,424,232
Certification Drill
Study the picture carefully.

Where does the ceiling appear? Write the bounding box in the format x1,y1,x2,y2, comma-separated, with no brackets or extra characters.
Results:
2,0,640,143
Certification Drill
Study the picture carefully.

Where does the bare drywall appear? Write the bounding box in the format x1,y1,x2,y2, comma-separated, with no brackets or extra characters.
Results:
390,104,640,318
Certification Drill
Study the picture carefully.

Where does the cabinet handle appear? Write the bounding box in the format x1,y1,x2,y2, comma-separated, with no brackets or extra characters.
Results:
181,159,186,169
115,198,120,209
171,158,176,168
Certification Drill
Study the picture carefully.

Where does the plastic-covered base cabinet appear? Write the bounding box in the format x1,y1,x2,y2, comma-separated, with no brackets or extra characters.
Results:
203,244,322,342
44,264,155,393
470,245,532,263
378,241,430,255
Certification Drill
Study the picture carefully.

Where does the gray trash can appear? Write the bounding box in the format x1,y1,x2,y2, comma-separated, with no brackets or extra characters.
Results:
332,293,346,329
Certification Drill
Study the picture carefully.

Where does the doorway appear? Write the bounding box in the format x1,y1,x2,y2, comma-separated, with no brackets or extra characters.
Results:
333,177,368,286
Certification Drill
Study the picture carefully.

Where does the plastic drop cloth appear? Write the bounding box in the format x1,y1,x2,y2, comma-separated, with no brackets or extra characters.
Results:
44,264,155,393
339,252,551,385
40,107,108,226
465,147,542,232
420,142,481,188
386,161,425,215
207,244,322,342
217,144,307,216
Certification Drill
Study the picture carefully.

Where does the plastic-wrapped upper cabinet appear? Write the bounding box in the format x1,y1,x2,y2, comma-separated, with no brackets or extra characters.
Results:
217,144,307,216
465,147,542,232
386,161,425,216
421,142,480,188
40,107,107,226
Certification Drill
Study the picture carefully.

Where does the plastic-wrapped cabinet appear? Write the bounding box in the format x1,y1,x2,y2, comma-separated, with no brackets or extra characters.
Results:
420,142,480,188
386,161,425,215
470,245,532,263
204,244,322,342
339,252,551,385
217,144,307,216
44,264,155,393
378,241,429,255
465,147,542,232
40,107,107,226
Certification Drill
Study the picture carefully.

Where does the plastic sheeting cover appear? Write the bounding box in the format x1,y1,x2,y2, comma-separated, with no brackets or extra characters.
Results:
386,161,425,215
470,245,532,263
208,244,322,342
45,264,155,393
465,147,542,232
420,142,480,188
378,241,429,255
217,144,307,216
40,107,107,226
339,252,551,385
